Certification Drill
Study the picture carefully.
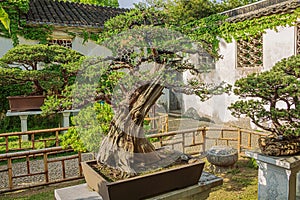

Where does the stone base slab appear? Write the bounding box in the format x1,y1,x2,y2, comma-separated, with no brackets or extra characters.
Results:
54,172,222,200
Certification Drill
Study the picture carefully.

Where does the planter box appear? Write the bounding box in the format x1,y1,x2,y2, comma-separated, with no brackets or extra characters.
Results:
7,95,45,112
82,160,204,200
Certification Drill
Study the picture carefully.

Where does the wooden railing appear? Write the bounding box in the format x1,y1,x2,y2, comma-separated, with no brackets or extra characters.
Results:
148,126,268,155
145,113,169,134
0,125,268,193
0,127,69,153
0,146,83,193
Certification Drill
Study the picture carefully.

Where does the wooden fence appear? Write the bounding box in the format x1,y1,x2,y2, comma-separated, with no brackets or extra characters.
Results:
0,146,83,193
0,127,69,153
147,126,268,155
0,125,268,193
144,113,168,134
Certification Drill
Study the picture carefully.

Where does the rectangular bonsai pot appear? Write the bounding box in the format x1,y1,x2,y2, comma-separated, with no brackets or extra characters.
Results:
82,160,204,200
7,95,45,112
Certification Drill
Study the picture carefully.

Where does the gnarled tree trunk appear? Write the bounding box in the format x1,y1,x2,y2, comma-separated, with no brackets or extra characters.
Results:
97,83,167,175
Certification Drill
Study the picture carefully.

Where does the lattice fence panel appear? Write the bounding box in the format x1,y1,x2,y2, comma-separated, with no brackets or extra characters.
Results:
237,35,263,68
48,39,72,49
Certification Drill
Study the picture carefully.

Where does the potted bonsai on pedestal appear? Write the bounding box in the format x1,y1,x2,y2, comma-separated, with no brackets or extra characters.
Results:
0,44,83,112
229,55,300,156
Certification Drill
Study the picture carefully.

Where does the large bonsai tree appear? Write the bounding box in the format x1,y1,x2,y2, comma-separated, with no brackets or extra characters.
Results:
54,0,253,175
229,55,300,137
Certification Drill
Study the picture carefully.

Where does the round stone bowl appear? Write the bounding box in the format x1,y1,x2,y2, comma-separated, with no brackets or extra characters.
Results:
206,146,238,167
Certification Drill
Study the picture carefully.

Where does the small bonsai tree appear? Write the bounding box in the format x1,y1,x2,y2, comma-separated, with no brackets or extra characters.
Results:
229,55,300,137
0,44,83,96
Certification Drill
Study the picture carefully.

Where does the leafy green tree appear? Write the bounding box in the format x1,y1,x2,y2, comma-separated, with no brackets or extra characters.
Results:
229,55,300,137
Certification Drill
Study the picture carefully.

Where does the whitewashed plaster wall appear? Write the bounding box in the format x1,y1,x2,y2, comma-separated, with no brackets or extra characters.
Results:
0,36,39,57
181,25,296,124
0,37,13,57
72,37,112,57
0,35,112,58
263,26,295,70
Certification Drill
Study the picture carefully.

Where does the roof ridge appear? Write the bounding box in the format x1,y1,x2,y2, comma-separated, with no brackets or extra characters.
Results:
222,0,300,22
53,0,128,10
25,0,128,28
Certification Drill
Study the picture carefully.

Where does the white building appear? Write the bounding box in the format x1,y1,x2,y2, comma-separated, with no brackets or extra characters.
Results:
0,0,127,58
162,0,299,128
1,0,298,128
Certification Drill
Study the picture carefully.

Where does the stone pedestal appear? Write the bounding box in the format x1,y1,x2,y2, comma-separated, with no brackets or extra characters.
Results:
19,115,28,141
62,111,71,127
54,172,222,200
6,110,80,141
246,150,300,200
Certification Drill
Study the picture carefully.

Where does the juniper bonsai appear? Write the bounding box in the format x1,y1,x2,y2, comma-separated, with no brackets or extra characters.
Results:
0,44,83,95
229,55,300,137
67,25,230,176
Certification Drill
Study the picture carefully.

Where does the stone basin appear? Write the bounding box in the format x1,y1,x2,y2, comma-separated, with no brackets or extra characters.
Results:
206,146,238,167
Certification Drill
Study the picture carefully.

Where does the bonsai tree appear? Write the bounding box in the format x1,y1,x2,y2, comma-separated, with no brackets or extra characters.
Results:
52,0,251,177
63,25,229,177
229,55,300,155
0,44,83,96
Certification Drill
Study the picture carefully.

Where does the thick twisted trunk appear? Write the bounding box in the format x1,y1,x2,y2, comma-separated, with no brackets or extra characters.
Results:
97,83,166,175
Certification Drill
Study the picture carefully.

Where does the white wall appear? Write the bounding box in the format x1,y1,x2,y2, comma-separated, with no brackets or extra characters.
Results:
0,37,13,57
0,36,39,58
181,25,296,124
263,26,295,70
72,37,112,57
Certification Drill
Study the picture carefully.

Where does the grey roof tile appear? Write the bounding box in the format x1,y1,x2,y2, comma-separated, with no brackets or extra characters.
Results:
24,0,128,28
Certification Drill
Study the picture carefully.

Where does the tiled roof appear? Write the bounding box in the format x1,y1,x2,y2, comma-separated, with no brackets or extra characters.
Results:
222,0,300,22
24,0,128,28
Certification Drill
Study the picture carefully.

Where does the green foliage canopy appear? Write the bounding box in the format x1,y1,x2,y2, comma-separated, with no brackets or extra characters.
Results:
0,44,84,95
229,55,300,136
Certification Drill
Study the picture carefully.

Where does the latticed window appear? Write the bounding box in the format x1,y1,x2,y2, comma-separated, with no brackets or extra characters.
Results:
236,34,263,68
48,39,72,48
296,23,300,55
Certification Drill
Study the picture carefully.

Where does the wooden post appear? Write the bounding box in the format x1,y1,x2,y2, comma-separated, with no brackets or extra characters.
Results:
43,153,49,183
26,155,30,174
165,115,169,132
192,131,195,145
78,151,82,177
8,158,13,189
237,129,241,154
31,134,35,150
248,133,252,149
18,135,22,149
182,133,185,153
62,160,66,179
55,131,59,146
5,136,9,153
202,127,206,153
